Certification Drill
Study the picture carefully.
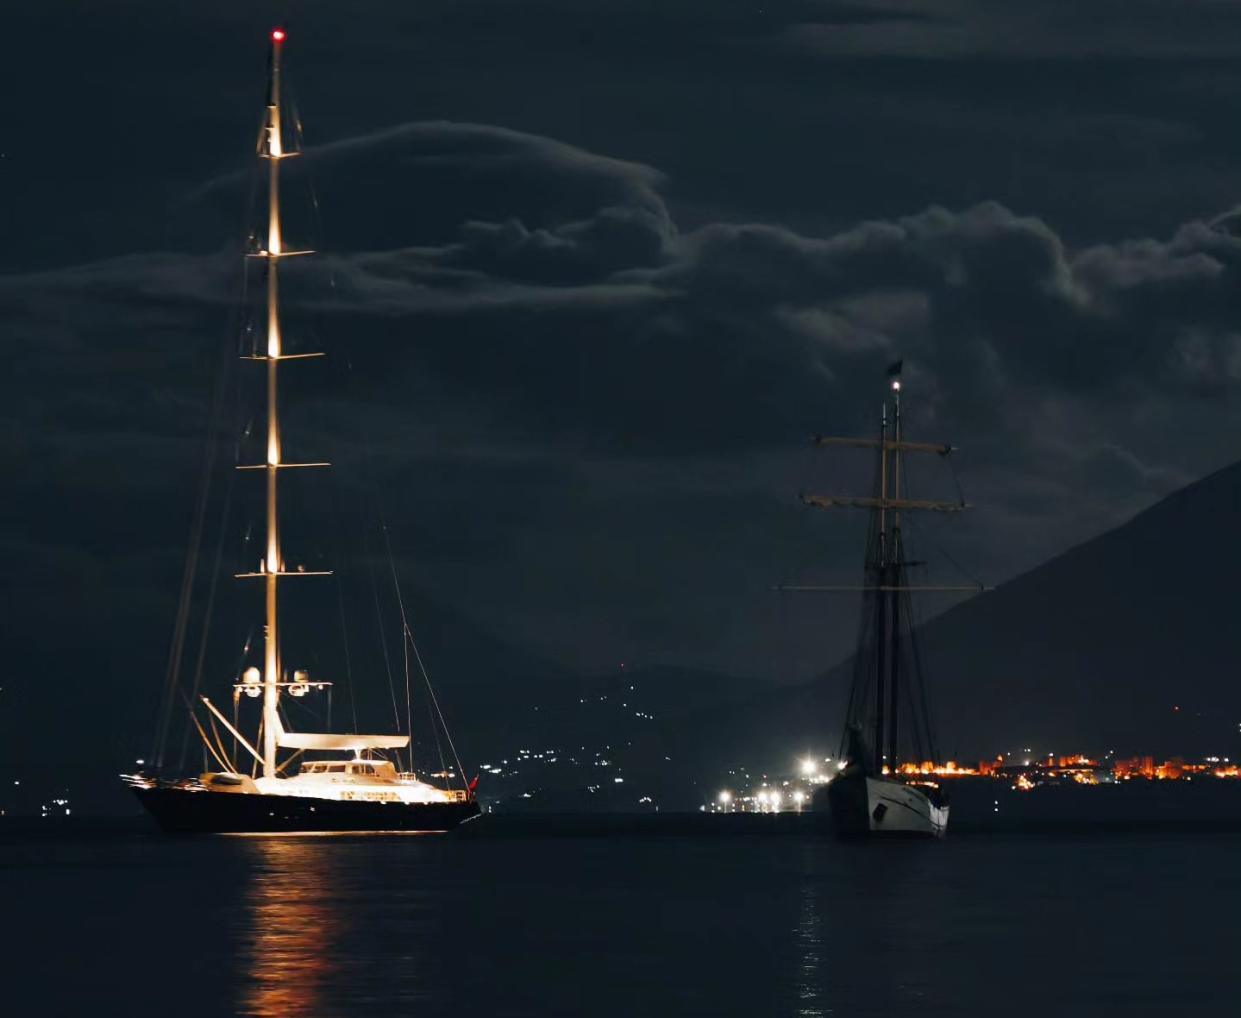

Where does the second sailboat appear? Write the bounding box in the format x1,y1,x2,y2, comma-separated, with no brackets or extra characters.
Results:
799,363,979,837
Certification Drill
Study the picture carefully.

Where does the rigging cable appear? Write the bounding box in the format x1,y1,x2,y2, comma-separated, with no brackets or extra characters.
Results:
175,476,238,772
903,512,988,591
288,83,462,785
377,502,466,788
335,557,361,735
174,254,252,772
381,520,421,769
321,450,361,734
294,101,360,737
188,708,233,774
152,284,241,770
407,618,468,791
164,131,262,772
380,517,455,785
363,513,406,757
778,436,825,683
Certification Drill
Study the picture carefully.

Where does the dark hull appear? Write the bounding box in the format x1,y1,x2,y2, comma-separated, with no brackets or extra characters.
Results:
822,769,869,835
132,785,481,834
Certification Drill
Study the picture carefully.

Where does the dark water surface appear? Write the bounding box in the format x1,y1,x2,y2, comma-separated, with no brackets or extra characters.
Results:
3,826,1238,1017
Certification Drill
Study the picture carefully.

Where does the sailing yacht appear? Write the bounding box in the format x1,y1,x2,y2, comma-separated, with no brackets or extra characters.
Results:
124,30,480,834
794,364,978,837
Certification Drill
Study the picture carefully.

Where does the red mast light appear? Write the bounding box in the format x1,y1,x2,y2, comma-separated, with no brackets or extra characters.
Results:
271,29,286,42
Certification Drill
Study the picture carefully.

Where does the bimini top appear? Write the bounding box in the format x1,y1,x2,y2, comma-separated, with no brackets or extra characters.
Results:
276,731,410,751
273,712,409,751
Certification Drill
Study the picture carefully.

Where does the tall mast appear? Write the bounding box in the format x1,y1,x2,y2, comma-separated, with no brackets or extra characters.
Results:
793,363,977,772
261,28,288,779
226,30,327,778
873,400,888,774
888,376,902,773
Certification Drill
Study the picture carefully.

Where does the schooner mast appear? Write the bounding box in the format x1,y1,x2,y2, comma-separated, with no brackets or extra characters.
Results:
790,364,978,776
782,363,984,836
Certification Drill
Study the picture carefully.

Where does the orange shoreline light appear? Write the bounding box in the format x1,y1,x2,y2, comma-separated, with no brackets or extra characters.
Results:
711,752,1241,811
879,752,1241,785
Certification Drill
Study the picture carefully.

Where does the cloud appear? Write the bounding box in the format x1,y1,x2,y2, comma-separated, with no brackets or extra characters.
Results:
10,119,1241,687
300,183,1241,475
16,122,1241,479
782,0,1241,60
191,121,671,257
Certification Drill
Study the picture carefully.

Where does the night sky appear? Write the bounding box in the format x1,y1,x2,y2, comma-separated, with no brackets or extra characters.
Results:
8,1,1241,792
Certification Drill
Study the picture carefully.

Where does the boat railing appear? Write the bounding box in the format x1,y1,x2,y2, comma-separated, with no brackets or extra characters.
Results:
393,775,471,801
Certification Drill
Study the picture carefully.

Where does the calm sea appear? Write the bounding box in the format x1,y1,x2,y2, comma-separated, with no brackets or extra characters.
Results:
3,824,1238,1016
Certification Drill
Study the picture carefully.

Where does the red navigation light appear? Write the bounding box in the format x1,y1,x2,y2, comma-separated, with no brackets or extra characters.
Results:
271,29,286,42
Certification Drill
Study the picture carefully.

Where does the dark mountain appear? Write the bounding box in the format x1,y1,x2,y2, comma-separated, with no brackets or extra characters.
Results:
294,460,1241,809
25,462,1241,816
630,461,1241,783
399,596,768,766
441,659,772,811
813,460,1241,760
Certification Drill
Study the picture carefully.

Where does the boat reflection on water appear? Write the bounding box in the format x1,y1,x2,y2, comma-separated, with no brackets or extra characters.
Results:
238,838,347,1018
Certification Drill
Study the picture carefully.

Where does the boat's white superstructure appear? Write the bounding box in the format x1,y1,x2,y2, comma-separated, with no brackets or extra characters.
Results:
203,759,467,805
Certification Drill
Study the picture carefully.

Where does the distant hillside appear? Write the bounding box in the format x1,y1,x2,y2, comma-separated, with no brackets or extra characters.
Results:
326,463,1241,802
804,461,1241,759
400,594,768,770
40,462,1241,815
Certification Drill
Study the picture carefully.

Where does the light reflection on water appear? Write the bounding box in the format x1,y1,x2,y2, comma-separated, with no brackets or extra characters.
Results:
239,839,346,1018
6,830,1241,1017
793,847,827,1017
233,835,447,1018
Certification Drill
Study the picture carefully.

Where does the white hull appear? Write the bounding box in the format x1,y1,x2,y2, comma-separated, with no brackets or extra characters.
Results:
827,770,949,837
